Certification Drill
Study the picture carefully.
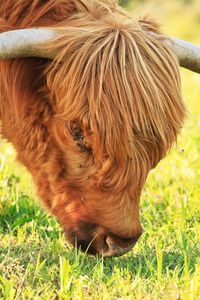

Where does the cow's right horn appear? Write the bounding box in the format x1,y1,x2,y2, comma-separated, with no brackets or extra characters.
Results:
0,28,59,61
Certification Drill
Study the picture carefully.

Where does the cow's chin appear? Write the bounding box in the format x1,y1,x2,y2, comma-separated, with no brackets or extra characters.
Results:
60,217,143,257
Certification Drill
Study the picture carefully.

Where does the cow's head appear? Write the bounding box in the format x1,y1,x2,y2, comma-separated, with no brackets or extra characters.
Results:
34,18,187,256
0,0,199,256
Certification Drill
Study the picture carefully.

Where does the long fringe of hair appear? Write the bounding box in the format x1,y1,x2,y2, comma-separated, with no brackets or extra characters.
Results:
44,1,187,190
0,0,187,193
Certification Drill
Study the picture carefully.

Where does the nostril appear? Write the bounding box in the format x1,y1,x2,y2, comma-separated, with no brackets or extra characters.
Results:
95,235,127,257
103,236,123,256
98,232,142,257
102,236,109,252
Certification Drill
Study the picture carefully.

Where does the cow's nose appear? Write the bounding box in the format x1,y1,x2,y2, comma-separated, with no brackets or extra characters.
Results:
95,233,142,257
99,236,138,257
75,231,142,257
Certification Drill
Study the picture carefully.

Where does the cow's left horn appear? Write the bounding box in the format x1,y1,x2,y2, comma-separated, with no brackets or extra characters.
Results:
165,37,200,74
0,28,200,74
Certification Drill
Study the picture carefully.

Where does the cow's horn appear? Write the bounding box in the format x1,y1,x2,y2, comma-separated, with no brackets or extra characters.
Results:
165,37,200,74
0,28,200,74
0,28,59,61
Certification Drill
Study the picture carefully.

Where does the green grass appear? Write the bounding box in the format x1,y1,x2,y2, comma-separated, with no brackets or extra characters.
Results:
1,1,200,299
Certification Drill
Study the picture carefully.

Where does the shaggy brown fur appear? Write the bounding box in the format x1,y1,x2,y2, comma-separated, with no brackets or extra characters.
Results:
0,0,187,256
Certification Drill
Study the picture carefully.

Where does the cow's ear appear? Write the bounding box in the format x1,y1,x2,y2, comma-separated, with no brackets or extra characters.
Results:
138,17,162,35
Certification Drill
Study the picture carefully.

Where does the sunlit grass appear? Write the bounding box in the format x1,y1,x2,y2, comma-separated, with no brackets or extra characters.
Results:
0,0,200,299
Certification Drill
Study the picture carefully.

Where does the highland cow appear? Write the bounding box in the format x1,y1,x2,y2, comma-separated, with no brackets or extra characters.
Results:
0,0,198,256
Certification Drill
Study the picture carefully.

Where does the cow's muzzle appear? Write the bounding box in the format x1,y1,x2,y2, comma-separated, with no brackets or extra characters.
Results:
68,226,143,257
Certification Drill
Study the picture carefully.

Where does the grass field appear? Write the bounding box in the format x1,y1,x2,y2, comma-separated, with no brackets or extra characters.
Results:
0,1,200,299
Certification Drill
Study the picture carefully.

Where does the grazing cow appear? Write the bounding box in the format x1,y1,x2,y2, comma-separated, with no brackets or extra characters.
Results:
0,0,199,256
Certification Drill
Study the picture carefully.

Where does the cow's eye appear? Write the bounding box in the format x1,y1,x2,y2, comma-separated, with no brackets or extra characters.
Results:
68,122,84,136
